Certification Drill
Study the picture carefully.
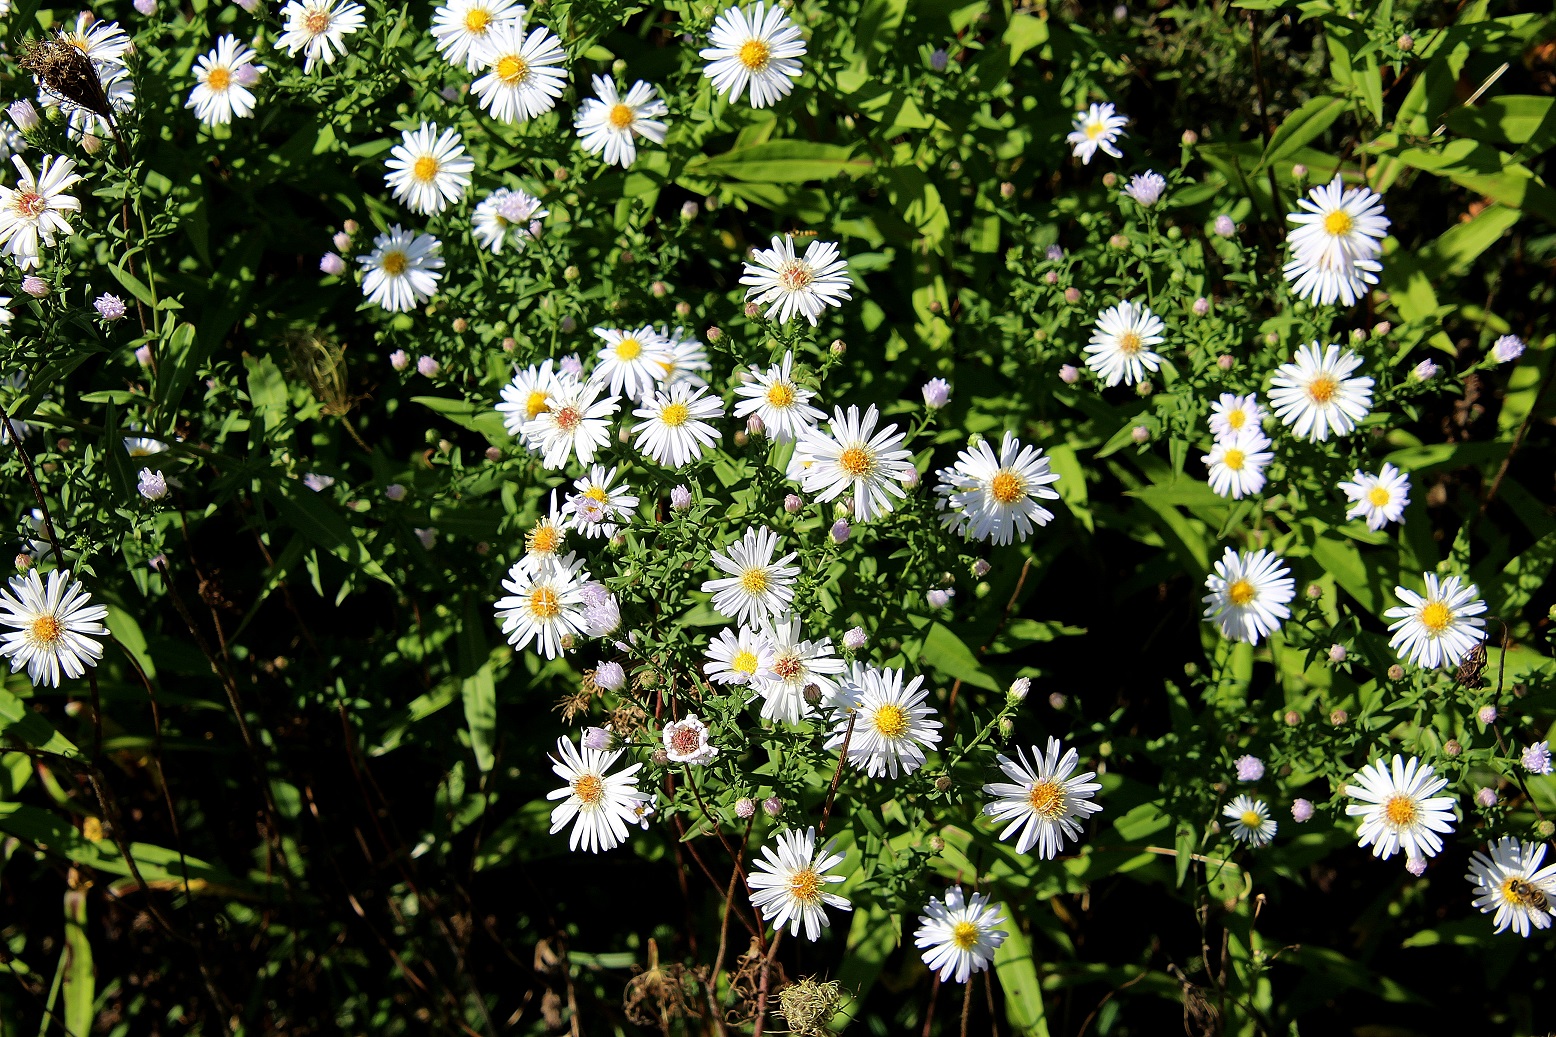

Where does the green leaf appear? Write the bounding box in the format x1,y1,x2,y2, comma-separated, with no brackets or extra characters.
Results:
680,141,873,183
920,623,998,691
0,686,80,759
1259,96,1347,170
62,889,93,1037
993,923,1050,1036
108,263,157,309
1004,12,1049,64
412,396,511,443
461,664,497,773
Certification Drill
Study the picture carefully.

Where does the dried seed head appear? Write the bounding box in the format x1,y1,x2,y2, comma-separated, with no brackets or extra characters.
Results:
22,36,114,120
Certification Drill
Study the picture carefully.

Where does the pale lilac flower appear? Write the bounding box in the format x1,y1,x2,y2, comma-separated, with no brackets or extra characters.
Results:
1192,297,1209,316
20,276,48,298
1523,741,1553,776
1478,705,1498,725
1213,214,1235,238
922,378,950,409
926,588,953,608
1328,644,1347,663
134,344,152,365
842,626,867,650
384,483,406,501
1476,787,1498,808
930,48,948,71
94,293,126,321
1235,755,1265,782
8,100,38,133
417,355,440,377
972,559,991,578
1058,364,1079,384
1493,335,1525,363
1412,358,1438,381
136,468,167,500
414,527,437,549
581,726,612,750
594,661,625,691
1291,799,1314,822
389,350,410,371
320,252,346,275
134,0,157,15
1045,245,1064,262
762,796,783,817
303,473,335,491
1007,677,1031,703
1406,857,1427,877
829,519,850,544
333,231,351,251
670,485,692,511
1123,170,1166,206
783,494,802,513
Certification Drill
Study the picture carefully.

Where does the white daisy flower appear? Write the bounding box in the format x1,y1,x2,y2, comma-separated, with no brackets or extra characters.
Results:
575,76,668,169
1284,175,1389,307
0,569,108,688
471,187,547,254
494,553,591,659
982,737,1103,859
518,491,567,574
653,327,712,393
740,235,853,327
701,526,798,627
795,404,915,522
1084,301,1165,387
1066,102,1128,164
1202,547,1294,645
1345,754,1456,862
700,2,806,109
914,887,1008,984
496,359,566,442
662,713,719,766
471,22,568,125
0,154,82,272
1466,837,1556,938
522,378,619,470
1223,795,1277,848
1203,429,1274,500
357,225,443,313
561,465,637,539
631,384,724,468
703,625,775,686
278,0,367,73
934,431,1061,545
592,325,672,401
1384,573,1486,670
431,0,525,72
1338,462,1410,531
385,123,474,217
825,665,941,779
123,436,167,459
732,350,824,442
187,35,264,126
1208,392,1265,441
545,734,649,853
58,13,131,67
1268,343,1374,442
747,827,851,941
752,614,845,725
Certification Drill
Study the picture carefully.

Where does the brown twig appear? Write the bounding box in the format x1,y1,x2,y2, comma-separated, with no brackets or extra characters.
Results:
750,928,784,1037
819,714,857,838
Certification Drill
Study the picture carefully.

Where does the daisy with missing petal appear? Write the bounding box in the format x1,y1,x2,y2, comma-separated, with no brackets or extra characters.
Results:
1202,547,1294,644
1284,175,1389,307
497,359,565,442
654,328,712,393
741,235,853,326
825,665,941,779
1223,795,1277,848
914,887,1007,984
518,492,567,573
631,384,724,467
494,553,591,659
561,465,638,539
753,615,845,724
982,737,1103,859
1208,392,1265,441
732,351,824,442
1384,573,1486,669
1066,102,1128,164
357,226,443,313
935,431,1061,546
796,405,915,522
701,2,806,109
385,123,474,216
1338,462,1410,531
662,713,719,765
0,154,82,272
522,379,619,470
278,0,367,73
593,325,671,401
1084,301,1165,387
1269,343,1374,442
431,0,525,72
546,734,649,853
0,569,108,688
187,35,264,126
575,77,668,169
1346,754,1456,862
747,827,850,941
702,526,798,626
472,187,548,254
472,22,568,125
704,625,775,686
1466,837,1556,938
1203,429,1273,500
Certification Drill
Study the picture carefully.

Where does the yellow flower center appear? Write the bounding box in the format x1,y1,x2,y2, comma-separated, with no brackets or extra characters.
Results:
615,338,643,361
1223,448,1246,472
1367,486,1392,508
525,389,549,419
380,250,409,276
951,920,980,951
1306,375,1338,404
1419,600,1452,634
608,103,635,130
526,522,561,555
766,382,796,408
872,703,909,739
464,6,492,32
206,65,232,91
584,486,609,503
1383,794,1418,828
412,155,440,183
778,261,814,291
1323,210,1354,236
496,53,530,85
554,406,581,432
738,38,771,72
29,615,62,645
1226,410,1246,430
838,446,873,478
732,649,759,675
304,8,331,35
740,568,769,594
1027,779,1065,819
659,402,690,427
13,192,46,219
528,586,560,619
773,654,802,681
788,867,821,904
1227,579,1256,607
1501,877,1546,909
1240,809,1262,829
572,773,604,805
1085,121,1104,140
990,469,1025,505
1117,331,1143,355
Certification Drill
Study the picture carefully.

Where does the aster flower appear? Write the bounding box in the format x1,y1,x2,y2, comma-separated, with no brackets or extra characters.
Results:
472,187,548,254
0,154,82,272
493,553,591,659
1345,754,1456,862
561,465,638,539
631,384,724,467
731,350,824,442
1466,837,1556,937
0,568,108,688
546,734,650,853
1384,573,1486,669
740,235,853,326
574,76,668,169
187,35,264,126
592,325,672,401
1284,175,1388,306
1521,741,1552,776
1066,102,1128,164
700,2,806,109
747,827,851,941
123,436,167,459
1084,301,1165,387
702,526,799,626
1223,795,1277,848
516,491,566,573
357,226,443,313
1124,170,1166,206
652,327,712,393
934,431,1061,545
794,404,915,522
384,123,474,216
824,664,941,779
1208,392,1265,441
1492,334,1525,364
703,625,776,686
982,737,1103,859
914,887,1008,984
57,13,132,67
662,713,719,765
1202,547,1294,644
1337,462,1410,530
496,359,565,442
1268,342,1374,442
522,378,619,470
278,0,367,72
431,0,525,72
471,22,568,124
1203,429,1273,500
751,615,844,724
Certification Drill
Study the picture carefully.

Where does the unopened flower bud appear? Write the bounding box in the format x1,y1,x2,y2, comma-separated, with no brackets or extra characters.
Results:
1235,755,1265,782
762,796,783,817
14,554,31,571
320,252,346,275
94,293,126,321
1216,354,1235,371
1475,787,1498,808
136,468,167,500
1000,181,1015,199
928,834,946,852
594,661,625,691
744,302,761,319
581,726,612,750
1444,739,1462,756
1192,297,1209,316
971,559,990,578
650,749,669,765
1063,287,1081,305
1412,359,1438,382
1306,583,1323,600
733,429,749,447
1181,129,1198,146
1058,364,1079,384
1405,857,1427,877
389,350,409,371
1102,172,1117,188
1387,664,1405,681
1328,644,1347,663
829,339,846,356
783,493,802,514
1108,233,1128,249
997,716,1014,737
670,485,692,511
21,276,48,298
1329,709,1348,726
8,99,39,133
1397,33,1414,51
899,467,920,489
1007,677,1030,703
1130,426,1149,444
734,797,757,819
1478,705,1498,725
926,588,952,608
829,519,850,544
922,378,951,409
1291,799,1314,822
1539,820,1556,839
1284,710,1301,727
1291,163,1308,180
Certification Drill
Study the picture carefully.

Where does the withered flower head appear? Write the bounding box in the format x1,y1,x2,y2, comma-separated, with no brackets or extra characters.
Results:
20,35,114,120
